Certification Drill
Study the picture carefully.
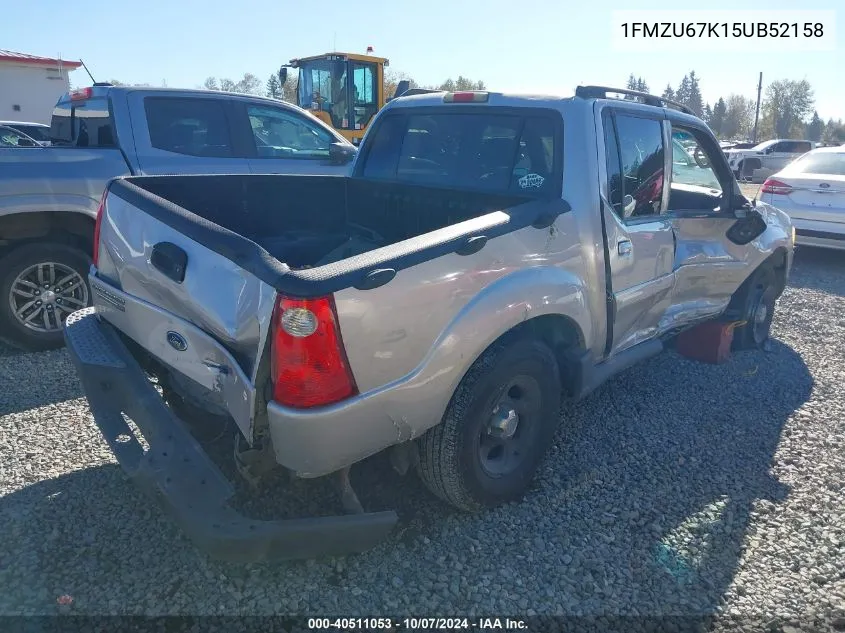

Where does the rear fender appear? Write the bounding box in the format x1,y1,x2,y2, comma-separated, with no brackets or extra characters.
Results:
379,265,592,439
0,194,99,220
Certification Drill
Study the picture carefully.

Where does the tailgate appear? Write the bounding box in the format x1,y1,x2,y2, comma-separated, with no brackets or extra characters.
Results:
93,183,278,438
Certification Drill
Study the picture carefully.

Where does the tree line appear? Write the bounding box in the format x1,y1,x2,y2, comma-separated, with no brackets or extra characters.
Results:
626,72,845,144
200,70,484,105
111,68,843,145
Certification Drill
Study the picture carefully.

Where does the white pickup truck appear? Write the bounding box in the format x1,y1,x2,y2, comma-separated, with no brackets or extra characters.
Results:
63,85,793,562
724,139,813,181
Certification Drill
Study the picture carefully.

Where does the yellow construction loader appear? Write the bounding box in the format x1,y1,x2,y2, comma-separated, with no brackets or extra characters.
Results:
279,49,411,145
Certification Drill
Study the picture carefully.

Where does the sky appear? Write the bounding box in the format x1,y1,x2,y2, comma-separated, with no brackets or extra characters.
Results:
5,0,842,121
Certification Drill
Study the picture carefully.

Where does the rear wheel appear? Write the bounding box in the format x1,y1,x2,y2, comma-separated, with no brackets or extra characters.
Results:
417,337,561,512
0,243,91,352
731,265,779,351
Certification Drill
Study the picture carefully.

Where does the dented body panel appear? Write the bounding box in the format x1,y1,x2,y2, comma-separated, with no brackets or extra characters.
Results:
95,193,277,383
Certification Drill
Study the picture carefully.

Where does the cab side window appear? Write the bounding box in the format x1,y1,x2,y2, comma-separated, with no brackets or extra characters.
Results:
670,128,722,192
247,105,333,159
145,97,233,157
604,113,665,218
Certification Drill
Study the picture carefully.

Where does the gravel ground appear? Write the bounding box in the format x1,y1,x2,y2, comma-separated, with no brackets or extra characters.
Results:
1,247,844,629
739,183,761,200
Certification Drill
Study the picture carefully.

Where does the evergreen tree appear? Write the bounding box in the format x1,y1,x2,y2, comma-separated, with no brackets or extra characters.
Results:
675,75,691,106
686,71,704,117
266,73,282,99
806,110,824,141
710,98,727,137
625,74,638,100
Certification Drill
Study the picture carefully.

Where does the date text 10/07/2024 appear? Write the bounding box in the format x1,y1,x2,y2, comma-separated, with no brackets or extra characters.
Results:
307,617,529,630
620,22,824,39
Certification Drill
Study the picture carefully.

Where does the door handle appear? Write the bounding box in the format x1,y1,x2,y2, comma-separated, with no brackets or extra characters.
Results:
617,240,633,257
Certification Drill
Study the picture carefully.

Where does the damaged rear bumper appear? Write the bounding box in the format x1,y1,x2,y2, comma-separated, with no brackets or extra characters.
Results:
63,307,398,563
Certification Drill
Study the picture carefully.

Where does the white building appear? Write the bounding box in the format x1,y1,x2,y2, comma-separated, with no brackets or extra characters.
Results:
0,50,82,125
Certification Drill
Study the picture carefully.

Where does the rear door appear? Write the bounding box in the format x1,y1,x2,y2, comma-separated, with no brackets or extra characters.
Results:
127,93,252,174
598,105,676,354
231,101,353,175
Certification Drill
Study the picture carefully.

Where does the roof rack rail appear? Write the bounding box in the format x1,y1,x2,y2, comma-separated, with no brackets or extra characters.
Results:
575,85,694,116
397,88,443,98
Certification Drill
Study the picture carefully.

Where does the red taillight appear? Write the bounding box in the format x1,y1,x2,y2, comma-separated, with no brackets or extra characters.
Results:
270,294,357,409
443,91,489,103
92,191,106,266
761,178,793,195
70,87,92,101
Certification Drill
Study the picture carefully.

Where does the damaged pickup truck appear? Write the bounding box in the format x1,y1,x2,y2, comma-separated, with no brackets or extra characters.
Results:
64,85,794,562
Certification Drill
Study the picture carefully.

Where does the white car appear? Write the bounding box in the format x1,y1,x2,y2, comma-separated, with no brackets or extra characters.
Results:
760,146,845,251
724,139,812,181
0,120,51,146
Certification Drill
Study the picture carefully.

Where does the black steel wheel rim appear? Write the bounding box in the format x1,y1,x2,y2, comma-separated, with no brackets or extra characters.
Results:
477,375,543,478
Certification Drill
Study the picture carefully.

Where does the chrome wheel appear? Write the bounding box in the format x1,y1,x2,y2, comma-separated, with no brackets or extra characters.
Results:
8,262,88,333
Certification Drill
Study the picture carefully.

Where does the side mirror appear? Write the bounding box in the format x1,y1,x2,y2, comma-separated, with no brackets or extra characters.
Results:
329,142,357,165
726,198,767,245
278,67,288,84
392,80,410,100
17,137,36,147
622,194,636,218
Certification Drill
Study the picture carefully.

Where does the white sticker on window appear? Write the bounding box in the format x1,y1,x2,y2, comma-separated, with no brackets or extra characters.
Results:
519,173,545,189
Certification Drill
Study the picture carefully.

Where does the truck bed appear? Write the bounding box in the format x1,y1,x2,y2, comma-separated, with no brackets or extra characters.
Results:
109,174,550,295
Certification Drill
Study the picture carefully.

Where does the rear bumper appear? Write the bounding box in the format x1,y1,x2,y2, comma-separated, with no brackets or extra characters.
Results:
795,227,845,251
63,307,397,563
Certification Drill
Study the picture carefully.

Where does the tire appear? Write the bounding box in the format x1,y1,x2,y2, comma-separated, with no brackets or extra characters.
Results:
417,336,561,512
0,242,92,352
731,265,779,351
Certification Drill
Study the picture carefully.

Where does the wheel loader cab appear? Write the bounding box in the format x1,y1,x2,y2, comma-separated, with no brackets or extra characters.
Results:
285,52,388,145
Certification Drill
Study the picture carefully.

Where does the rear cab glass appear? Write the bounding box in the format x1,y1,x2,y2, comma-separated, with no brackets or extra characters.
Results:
359,108,562,196
50,96,116,147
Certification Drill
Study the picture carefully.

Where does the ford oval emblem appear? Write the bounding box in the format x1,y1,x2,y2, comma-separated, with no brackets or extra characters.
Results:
166,331,188,352
820,182,830,189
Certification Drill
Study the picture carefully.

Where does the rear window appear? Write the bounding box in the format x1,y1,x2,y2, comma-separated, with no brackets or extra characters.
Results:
361,110,560,195
791,152,845,176
50,98,116,147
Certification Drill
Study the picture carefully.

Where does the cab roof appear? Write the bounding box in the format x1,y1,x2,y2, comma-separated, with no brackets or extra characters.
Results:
289,52,389,65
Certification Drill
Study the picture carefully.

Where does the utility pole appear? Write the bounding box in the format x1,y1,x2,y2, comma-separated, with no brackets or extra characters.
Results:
752,72,763,143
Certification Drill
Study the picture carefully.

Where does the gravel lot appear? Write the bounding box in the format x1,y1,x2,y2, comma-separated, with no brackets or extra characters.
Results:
1,246,844,628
